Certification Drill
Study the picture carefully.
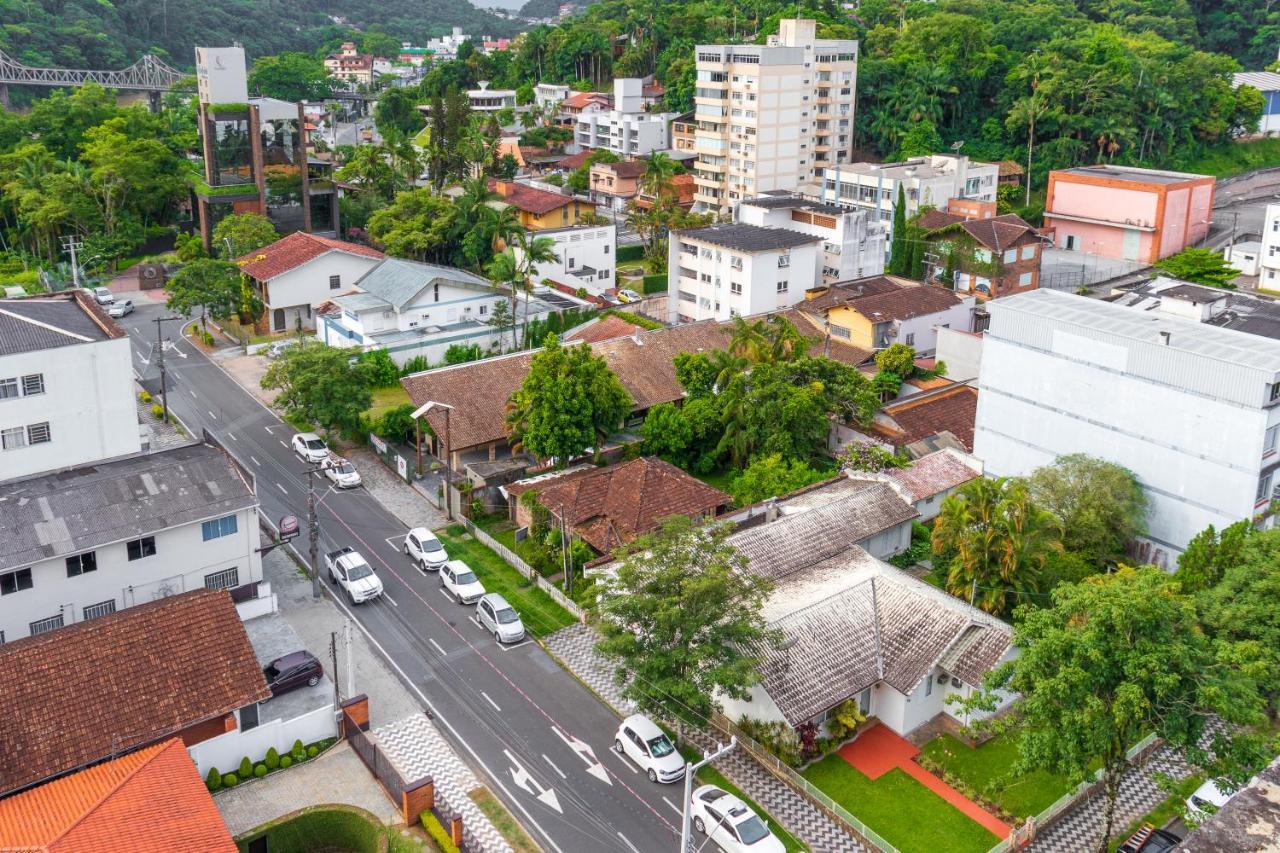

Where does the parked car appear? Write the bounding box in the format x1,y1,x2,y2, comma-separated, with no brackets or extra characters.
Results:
292,432,329,463
614,714,684,783
689,785,785,853
324,546,384,604
107,299,134,318
92,286,114,305
618,288,642,303
439,559,485,604
268,338,301,359
262,650,323,700
404,527,448,572
1185,778,1236,823
1117,823,1182,853
476,593,525,643
321,454,362,488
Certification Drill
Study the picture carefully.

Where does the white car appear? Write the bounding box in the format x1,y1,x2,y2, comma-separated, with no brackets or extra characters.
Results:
404,527,448,572
439,559,485,604
268,338,301,359
321,455,361,488
614,714,684,784
92,286,114,305
476,592,525,643
292,432,329,463
107,299,134,318
1185,778,1236,823
324,547,384,604
690,785,786,853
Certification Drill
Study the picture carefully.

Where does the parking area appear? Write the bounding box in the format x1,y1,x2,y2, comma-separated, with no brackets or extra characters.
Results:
242,610,335,726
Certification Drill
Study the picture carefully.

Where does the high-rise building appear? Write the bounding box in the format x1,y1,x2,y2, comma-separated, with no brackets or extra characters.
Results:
691,19,857,214
192,47,339,252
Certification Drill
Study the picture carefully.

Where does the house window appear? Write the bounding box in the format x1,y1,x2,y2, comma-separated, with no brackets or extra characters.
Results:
1,426,25,450
1003,248,1016,263
83,599,116,620
1019,271,1033,287
479,304,488,315
433,283,440,302
1265,424,1279,454
858,686,872,715
329,275,341,290
1021,245,1036,260
202,514,239,541
127,536,157,561
205,566,240,591
29,614,63,636
1,568,32,596
904,332,915,346
603,244,610,254
830,325,851,340
925,673,933,697
1270,381,1280,402
730,282,742,295
66,552,97,577
26,423,50,445
21,375,44,396
777,280,789,293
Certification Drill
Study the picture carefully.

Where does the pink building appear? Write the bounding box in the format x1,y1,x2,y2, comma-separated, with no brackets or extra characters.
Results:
1044,165,1215,265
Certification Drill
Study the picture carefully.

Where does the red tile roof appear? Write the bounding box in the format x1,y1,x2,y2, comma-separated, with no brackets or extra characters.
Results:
564,314,642,344
0,739,236,852
556,149,595,170
885,449,980,502
844,283,966,324
599,160,648,179
872,384,979,452
490,179,587,215
237,232,383,281
564,92,612,110
916,209,967,231
506,457,730,552
960,214,1038,253
0,589,270,795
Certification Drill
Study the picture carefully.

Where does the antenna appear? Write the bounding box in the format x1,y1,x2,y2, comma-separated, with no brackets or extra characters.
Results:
950,140,965,153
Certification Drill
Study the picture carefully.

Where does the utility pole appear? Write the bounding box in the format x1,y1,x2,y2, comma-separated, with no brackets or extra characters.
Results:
307,467,322,599
60,235,83,289
345,619,355,699
679,737,737,853
329,630,340,706
151,316,183,423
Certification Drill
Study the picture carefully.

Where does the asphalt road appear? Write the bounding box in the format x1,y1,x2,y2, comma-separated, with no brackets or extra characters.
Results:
118,301,680,853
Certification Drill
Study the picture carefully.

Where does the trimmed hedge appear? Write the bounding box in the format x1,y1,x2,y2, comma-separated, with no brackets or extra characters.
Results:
421,812,461,853
641,273,667,294
616,243,644,262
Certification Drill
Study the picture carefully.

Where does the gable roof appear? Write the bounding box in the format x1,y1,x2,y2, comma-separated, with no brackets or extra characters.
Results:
597,160,648,179
506,457,729,552
881,448,980,502
960,214,1038,253
844,283,966,324
353,258,492,311
564,92,612,110
873,383,980,452
1,442,257,574
237,232,384,281
0,739,235,852
773,308,874,366
563,314,642,344
0,291,122,356
489,179,587,215
801,276,907,312
996,160,1025,178
915,209,967,231
0,589,270,795
556,149,595,170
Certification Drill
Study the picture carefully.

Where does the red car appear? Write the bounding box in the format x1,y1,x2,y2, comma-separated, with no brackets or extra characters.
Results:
262,651,323,700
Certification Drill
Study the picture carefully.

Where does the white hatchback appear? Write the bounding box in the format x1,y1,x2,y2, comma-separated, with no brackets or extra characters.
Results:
690,785,786,853
404,527,449,572
292,432,329,463
614,714,684,784
440,559,485,604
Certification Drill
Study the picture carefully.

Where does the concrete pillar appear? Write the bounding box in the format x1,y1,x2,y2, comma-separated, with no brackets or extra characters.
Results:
449,816,464,847
339,693,370,736
401,778,435,824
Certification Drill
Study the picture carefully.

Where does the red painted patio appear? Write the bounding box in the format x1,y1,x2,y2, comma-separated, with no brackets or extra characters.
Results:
838,723,1011,840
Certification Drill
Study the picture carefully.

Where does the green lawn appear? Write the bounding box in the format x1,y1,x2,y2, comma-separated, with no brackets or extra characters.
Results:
802,755,999,853
693,467,739,493
678,747,807,853
437,525,577,637
921,733,1074,818
368,384,411,420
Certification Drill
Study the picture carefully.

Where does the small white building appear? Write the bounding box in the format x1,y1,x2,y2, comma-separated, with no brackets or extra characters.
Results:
737,192,886,283
468,81,517,113
534,82,571,114
239,232,385,334
669,223,823,323
0,292,139,481
575,79,676,158
1260,203,1280,289
0,441,266,642
1225,240,1262,277
515,224,616,297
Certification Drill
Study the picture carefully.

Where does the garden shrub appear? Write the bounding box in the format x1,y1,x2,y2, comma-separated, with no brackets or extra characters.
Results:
138,390,151,403
280,755,293,768
375,403,417,445
291,739,305,761
824,698,866,743
206,767,222,791
307,745,319,758
254,763,268,778
736,717,802,767
238,757,253,778
151,403,165,419
359,348,401,387
222,773,239,788
265,747,280,770
399,355,430,376
421,812,461,853
616,243,644,263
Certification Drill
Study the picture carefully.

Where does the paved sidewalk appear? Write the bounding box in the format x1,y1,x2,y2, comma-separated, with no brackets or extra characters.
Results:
214,741,400,837
345,447,447,533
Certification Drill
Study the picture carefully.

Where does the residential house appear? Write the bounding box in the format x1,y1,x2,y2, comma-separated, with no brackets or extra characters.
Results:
534,82,571,113
482,38,512,54
830,382,979,458
1233,71,1280,135
589,160,648,211
920,213,1043,299
996,160,1024,187
575,79,677,158
635,173,696,211
317,258,555,365
0,589,271,797
1260,203,1280,288
641,81,665,109
738,191,887,283
816,155,1000,263
873,448,982,521
489,179,599,230
468,81,517,114
974,288,1280,565
669,223,824,323
238,231,384,334
563,314,644,343
1225,240,1262,277
692,19,859,213
0,441,265,642
0,739,236,852
504,456,731,555
0,292,138,481
1043,165,1215,263
562,91,614,118
425,28,471,64
801,275,975,354
324,42,376,87
514,224,616,297
397,43,434,66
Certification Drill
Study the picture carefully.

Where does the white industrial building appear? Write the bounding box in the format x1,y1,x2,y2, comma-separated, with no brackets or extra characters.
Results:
974,288,1280,567
515,224,616,297
737,191,886,282
574,79,676,158
1260,203,1280,288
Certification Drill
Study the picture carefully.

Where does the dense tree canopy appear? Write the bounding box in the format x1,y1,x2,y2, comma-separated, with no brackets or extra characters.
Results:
1027,454,1147,568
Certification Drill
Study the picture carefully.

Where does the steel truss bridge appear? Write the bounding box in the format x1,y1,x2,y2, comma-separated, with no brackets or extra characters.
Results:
0,50,187,109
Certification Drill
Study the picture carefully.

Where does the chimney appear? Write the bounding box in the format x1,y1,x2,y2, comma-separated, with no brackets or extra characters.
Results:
493,180,511,198
764,498,778,523
1159,330,1171,346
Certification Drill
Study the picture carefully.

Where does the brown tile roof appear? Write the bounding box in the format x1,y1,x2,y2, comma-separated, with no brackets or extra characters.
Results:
601,160,648,179
960,214,1038,253
996,160,1025,177
563,314,642,344
801,276,905,312
564,92,612,110
401,322,730,451
883,449,980,502
0,739,236,852
507,457,729,552
237,232,383,281
873,384,979,452
0,589,270,795
635,173,695,209
556,149,595,170
776,308,875,366
916,209,967,231
845,283,966,324
490,179,588,215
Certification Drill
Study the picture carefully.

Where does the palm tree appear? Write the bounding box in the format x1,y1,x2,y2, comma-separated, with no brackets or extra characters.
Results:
640,151,677,202
486,249,522,350
726,316,771,363
512,233,559,345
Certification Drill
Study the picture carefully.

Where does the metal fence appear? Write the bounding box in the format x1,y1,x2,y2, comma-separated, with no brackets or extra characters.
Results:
369,432,413,483
461,519,586,623
344,709,406,804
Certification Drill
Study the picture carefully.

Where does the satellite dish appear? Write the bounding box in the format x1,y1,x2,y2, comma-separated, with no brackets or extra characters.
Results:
950,140,965,152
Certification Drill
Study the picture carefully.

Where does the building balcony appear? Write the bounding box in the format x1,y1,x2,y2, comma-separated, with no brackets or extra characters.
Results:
693,174,725,189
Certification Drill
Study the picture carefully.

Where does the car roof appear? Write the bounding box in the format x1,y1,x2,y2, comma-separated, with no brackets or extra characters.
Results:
447,559,471,571
298,432,322,441
338,550,368,564
270,650,317,668
622,714,667,739
480,592,511,609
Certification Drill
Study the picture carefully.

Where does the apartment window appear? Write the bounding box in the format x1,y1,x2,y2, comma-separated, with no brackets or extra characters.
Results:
202,514,239,541
0,378,14,399
0,426,24,450
30,614,64,636
1265,425,1279,454
1,568,32,596
730,256,743,270
778,255,790,268
777,280,789,293
26,423,50,445
730,282,743,295
205,566,240,591
1021,245,1036,260
127,536,157,561
83,599,116,621
66,552,97,577
479,304,488,315
1258,473,1273,503
21,375,44,396
1271,381,1280,402
905,332,916,346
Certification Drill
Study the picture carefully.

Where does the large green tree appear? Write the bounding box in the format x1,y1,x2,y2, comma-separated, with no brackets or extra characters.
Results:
164,259,246,325
1027,454,1147,568
1174,520,1255,593
248,53,332,102
261,341,373,436
505,336,632,466
213,212,279,259
1156,248,1239,289
729,454,825,506
367,189,459,262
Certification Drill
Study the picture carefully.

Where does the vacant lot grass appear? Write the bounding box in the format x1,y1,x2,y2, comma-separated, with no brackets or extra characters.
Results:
921,732,1074,818
367,384,411,420
469,786,539,853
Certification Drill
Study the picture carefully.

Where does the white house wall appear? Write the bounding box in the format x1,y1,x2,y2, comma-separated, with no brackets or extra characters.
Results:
263,253,384,325
717,684,788,727
521,226,616,296
893,299,975,355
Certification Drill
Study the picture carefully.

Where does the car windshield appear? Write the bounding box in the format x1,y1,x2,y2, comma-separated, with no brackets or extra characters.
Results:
736,816,770,845
306,439,326,450
347,562,374,580
647,735,675,758
263,664,280,680
423,538,442,552
455,571,477,585
496,608,520,624
336,463,356,475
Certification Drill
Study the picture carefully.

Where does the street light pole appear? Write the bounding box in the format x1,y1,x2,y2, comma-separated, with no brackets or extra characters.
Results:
679,736,737,853
307,467,322,599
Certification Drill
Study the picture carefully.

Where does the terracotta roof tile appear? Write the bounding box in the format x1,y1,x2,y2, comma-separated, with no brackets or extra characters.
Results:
916,209,967,231
0,589,270,795
600,160,648,179
776,308,875,366
883,449,980,502
960,214,1037,253
564,92,612,110
801,276,905,312
556,149,595,170
563,314,642,344
489,179,589,215
237,232,383,281
0,739,235,852
873,384,979,452
996,160,1024,177
845,284,966,324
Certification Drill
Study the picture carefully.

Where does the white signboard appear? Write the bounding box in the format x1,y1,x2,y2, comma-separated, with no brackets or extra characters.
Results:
195,46,249,105
396,455,408,480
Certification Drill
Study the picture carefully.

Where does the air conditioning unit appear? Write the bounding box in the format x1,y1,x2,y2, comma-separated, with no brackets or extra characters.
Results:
937,673,950,685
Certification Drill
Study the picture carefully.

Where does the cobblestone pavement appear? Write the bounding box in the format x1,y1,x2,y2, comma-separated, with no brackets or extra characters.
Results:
543,623,867,853
344,448,447,533
135,381,192,452
214,741,400,837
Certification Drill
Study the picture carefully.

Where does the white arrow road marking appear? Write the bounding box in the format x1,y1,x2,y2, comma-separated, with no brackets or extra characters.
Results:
552,726,612,785
504,749,563,813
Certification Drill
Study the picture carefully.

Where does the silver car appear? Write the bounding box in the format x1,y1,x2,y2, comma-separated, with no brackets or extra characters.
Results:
476,593,524,643
93,286,114,305
107,299,134,318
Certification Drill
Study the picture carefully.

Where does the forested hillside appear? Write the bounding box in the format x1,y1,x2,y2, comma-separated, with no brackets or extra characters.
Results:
0,0,520,70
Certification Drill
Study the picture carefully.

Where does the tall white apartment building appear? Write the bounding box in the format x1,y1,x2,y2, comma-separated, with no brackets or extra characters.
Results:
692,19,858,214
1260,203,1280,289
668,223,822,324
737,192,886,282
575,79,676,158
974,288,1280,567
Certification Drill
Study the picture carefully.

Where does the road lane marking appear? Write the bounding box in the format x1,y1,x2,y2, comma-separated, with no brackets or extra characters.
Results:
468,615,484,631
227,432,237,441
495,639,532,652
613,750,639,773
439,588,454,602
279,440,288,449
207,410,217,419
551,726,611,785
542,755,568,779
662,796,681,816
189,388,198,399
617,832,641,853
481,691,501,712
382,592,398,607
264,425,274,434
250,455,261,467
275,482,288,494
428,638,447,656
